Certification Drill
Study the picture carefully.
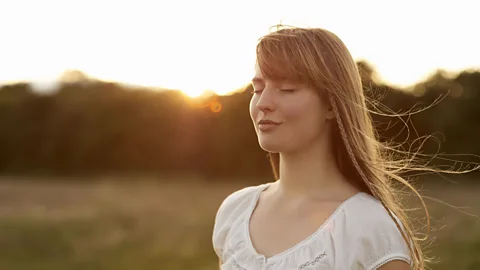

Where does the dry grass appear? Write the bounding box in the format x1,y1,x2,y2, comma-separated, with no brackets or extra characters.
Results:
0,176,478,270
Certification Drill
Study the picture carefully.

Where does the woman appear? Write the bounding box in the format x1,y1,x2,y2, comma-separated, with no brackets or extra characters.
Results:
213,26,427,269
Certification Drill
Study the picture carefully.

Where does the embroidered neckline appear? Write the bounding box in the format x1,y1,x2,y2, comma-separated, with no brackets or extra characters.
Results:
244,182,367,263
299,251,327,269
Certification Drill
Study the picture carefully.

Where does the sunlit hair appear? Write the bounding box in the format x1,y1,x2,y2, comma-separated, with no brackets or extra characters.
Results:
255,25,479,270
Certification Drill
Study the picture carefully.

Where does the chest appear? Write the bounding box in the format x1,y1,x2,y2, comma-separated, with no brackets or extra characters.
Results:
248,202,339,259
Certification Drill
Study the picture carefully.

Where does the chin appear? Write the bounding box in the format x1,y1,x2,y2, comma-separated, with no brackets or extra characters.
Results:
258,138,286,153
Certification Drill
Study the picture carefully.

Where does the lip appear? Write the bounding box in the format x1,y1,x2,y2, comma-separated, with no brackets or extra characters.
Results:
257,119,281,132
258,119,281,125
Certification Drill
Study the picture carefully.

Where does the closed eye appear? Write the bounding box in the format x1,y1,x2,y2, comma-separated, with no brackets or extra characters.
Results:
280,89,296,92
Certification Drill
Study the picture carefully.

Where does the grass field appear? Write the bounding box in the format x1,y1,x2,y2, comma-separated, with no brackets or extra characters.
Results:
0,176,478,270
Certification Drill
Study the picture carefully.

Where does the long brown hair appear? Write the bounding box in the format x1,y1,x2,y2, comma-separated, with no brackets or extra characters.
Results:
255,25,478,270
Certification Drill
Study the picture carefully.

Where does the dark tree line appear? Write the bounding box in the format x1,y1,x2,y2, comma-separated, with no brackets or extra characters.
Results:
0,62,479,180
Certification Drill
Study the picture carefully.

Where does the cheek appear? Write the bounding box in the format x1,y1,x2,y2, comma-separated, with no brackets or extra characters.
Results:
249,96,258,120
283,96,327,135
283,97,320,121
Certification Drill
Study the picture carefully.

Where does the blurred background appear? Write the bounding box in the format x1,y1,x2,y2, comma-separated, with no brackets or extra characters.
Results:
1,0,479,269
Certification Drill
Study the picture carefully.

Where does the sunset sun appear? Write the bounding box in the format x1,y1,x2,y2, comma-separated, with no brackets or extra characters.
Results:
0,1,477,95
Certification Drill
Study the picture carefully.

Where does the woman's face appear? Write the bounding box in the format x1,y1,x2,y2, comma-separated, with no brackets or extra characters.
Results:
249,64,334,153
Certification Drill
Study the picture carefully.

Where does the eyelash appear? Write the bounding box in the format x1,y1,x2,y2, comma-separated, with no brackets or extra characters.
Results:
251,89,295,94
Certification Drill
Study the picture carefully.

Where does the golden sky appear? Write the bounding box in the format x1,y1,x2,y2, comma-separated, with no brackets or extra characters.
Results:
0,0,479,97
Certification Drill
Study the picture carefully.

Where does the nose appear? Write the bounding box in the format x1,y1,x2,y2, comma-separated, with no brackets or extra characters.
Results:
255,88,276,113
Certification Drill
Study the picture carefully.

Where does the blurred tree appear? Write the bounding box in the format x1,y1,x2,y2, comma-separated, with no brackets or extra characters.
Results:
0,64,479,180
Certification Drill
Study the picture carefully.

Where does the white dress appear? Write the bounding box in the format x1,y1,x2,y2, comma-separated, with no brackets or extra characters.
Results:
212,182,411,270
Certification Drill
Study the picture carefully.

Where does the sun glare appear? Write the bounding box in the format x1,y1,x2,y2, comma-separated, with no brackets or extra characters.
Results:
182,88,207,98
0,1,478,95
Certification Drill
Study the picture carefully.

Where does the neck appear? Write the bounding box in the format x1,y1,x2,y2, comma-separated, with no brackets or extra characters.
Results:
275,132,351,199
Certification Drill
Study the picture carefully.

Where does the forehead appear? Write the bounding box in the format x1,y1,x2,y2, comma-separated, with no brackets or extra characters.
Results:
254,62,265,75
253,63,264,80
253,62,301,84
